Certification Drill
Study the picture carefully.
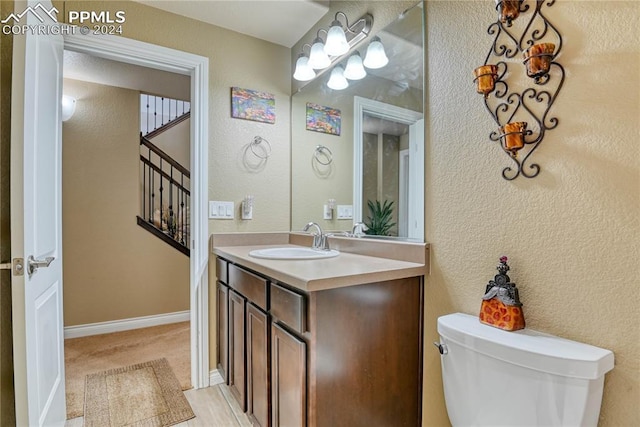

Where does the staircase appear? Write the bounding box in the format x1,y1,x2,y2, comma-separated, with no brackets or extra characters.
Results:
137,94,191,256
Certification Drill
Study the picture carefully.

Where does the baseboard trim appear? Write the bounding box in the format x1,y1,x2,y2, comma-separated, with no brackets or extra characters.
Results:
64,310,190,339
209,369,224,386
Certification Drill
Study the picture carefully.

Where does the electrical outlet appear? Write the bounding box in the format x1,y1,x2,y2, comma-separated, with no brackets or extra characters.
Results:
242,201,253,220
323,204,333,220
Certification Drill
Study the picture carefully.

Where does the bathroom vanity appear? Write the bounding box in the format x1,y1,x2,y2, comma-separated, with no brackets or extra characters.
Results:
212,233,429,427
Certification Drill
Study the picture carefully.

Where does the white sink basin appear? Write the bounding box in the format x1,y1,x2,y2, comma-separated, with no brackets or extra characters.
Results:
249,247,340,260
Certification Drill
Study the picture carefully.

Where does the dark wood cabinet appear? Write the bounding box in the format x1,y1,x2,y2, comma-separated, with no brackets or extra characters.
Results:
216,258,423,427
271,322,306,427
228,289,246,411
216,282,229,383
247,303,270,427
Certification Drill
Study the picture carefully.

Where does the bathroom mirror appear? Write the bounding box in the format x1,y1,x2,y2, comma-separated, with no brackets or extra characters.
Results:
291,1,424,240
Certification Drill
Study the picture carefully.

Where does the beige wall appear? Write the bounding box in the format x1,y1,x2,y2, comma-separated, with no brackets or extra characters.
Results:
0,0,16,424
151,118,190,169
423,1,640,426
62,78,189,326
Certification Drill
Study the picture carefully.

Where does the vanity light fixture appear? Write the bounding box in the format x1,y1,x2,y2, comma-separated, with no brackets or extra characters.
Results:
327,65,349,90
293,53,316,81
343,51,367,80
61,95,76,121
363,36,389,69
293,12,373,82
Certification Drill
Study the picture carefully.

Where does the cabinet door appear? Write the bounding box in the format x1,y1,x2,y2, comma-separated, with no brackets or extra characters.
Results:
229,289,246,410
247,303,270,427
216,282,229,383
271,323,306,427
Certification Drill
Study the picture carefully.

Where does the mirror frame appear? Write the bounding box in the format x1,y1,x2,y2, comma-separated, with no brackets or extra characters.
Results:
353,96,424,240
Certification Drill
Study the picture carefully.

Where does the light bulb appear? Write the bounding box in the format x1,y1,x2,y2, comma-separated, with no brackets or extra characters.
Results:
343,52,367,80
61,95,76,121
363,36,389,69
293,54,316,81
308,37,331,69
327,65,349,90
324,20,349,56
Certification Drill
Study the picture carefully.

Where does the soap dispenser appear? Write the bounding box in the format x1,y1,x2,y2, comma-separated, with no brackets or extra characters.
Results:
479,256,525,331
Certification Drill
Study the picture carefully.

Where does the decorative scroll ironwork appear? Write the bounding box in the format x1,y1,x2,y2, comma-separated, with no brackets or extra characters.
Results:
480,0,564,180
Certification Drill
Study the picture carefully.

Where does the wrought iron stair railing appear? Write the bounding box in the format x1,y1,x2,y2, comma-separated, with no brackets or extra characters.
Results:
138,135,190,256
141,93,191,137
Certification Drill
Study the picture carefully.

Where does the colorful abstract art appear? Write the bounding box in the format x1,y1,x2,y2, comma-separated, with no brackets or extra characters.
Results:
306,103,341,136
231,87,275,124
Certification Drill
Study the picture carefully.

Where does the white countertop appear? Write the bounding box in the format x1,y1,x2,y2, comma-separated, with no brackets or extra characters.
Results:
212,241,428,292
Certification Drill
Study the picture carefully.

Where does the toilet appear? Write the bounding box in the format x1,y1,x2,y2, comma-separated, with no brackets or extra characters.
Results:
436,313,614,427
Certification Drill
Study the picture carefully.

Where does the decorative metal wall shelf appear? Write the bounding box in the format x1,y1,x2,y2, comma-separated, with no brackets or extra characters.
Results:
475,0,564,180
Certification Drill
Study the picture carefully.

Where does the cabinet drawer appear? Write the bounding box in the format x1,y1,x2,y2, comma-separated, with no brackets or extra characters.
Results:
270,283,306,334
228,264,268,311
216,257,228,284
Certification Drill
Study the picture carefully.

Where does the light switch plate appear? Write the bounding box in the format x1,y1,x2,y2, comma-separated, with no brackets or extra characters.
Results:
337,205,353,220
209,201,234,219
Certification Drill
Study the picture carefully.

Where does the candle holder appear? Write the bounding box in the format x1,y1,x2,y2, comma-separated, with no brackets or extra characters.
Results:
495,0,523,27
475,0,564,180
523,43,556,84
499,122,527,157
473,65,499,98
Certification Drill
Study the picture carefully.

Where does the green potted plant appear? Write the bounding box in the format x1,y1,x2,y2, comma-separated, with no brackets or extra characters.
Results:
364,200,396,236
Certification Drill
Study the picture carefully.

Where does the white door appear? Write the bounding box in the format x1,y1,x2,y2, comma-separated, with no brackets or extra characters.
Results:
11,1,66,425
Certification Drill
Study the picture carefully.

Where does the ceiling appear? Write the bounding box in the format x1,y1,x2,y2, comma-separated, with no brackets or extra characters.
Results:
63,50,191,101
132,0,330,48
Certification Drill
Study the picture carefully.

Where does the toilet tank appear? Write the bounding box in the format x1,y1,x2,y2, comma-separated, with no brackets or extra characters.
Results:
437,313,614,427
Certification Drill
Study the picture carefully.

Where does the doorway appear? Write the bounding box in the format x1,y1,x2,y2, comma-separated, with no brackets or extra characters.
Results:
61,33,210,389
353,96,424,240
61,51,193,419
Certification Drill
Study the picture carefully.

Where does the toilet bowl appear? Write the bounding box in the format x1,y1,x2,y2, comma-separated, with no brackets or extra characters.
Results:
436,313,614,427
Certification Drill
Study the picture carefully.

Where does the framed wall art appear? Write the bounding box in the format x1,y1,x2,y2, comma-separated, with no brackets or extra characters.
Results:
231,87,275,124
306,102,341,136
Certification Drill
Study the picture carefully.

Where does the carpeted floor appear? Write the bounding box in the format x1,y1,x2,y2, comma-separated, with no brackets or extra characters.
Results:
64,322,191,420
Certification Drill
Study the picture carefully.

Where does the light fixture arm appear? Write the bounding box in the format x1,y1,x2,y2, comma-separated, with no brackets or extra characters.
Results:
334,11,372,37
316,28,328,40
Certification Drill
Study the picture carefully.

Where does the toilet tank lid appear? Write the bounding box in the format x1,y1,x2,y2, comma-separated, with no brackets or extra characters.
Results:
437,313,614,380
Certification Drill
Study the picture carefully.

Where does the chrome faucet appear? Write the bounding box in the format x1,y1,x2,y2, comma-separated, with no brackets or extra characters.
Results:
303,222,330,251
352,222,369,237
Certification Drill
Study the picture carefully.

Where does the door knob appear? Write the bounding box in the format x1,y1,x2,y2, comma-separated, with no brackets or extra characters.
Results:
27,255,55,277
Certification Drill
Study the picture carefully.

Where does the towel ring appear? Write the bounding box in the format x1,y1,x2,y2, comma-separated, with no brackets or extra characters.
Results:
313,145,333,165
250,136,272,159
